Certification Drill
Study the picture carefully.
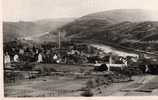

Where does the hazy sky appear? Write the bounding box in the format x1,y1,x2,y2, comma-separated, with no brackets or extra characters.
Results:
3,0,158,21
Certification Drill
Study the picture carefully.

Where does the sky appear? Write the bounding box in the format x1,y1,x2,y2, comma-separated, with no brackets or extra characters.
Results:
3,0,158,21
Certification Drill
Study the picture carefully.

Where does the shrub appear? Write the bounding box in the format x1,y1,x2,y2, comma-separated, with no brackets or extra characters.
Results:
81,88,93,97
94,64,108,72
86,80,94,88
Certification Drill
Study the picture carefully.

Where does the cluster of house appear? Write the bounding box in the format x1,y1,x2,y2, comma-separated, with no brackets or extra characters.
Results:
4,40,141,71
3,42,93,68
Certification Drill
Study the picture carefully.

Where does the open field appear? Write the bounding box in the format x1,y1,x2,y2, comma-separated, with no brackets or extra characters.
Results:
107,75,158,96
33,64,93,72
4,64,93,97
4,63,158,97
4,75,88,97
5,74,158,97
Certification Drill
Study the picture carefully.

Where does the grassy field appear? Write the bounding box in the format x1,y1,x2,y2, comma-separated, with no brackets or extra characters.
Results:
4,75,89,97
4,64,94,97
34,64,94,72
5,64,158,97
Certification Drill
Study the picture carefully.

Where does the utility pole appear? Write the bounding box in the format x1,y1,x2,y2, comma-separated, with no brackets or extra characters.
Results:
108,53,113,71
58,31,61,49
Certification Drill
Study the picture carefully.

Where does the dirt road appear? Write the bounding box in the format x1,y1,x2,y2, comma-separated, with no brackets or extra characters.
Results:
90,44,138,57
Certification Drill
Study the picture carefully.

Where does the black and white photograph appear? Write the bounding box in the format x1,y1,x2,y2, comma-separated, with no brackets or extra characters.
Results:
2,0,158,97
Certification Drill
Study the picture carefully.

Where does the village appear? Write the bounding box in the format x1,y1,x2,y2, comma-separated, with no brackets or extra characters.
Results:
4,35,158,97
3,0,158,98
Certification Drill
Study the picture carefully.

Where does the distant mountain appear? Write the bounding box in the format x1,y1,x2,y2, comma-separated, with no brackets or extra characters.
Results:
4,9,158,51
60,9,158,50
61,20,158,42
61,19,111,37
35,18,75,32
79,9,158,24
130,22,158,41
3,18,75,42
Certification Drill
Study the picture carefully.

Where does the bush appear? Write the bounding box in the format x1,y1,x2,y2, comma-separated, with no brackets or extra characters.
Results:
81,89,93,97
86,80,94,88
94,64,108,72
